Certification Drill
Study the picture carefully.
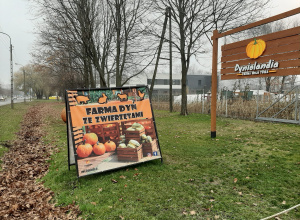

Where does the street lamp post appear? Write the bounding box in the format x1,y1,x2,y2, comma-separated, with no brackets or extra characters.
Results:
0,32,13,109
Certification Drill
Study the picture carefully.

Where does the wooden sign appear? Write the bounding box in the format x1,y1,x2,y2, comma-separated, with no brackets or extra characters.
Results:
65,86,162,178
221,26,300,80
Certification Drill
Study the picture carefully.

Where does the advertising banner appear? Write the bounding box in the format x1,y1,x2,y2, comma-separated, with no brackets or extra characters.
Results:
221,27,300,80
65,86,162,178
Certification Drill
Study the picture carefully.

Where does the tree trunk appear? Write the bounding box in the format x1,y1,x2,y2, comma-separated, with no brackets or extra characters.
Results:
279,76,286,93
180,61,188,116
265,77,271,92
115,0,122,87
179,1,188,116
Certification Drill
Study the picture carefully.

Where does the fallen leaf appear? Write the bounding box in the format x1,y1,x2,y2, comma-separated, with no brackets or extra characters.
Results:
98,188,103,192
282,201,286,204
234,178,238,183
90,202,96,206
190,210,196,215
119,175,126,179
245,176,250,179
214,215,220,219
238,192,242,195
111,179,118,183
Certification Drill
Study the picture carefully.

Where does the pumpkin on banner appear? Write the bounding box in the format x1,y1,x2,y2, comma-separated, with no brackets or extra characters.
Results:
76,142,93,158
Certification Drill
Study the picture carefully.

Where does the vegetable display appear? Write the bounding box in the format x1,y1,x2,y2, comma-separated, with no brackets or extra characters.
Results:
82,132,98,146
93,142,106,155
76,142,93,158
104,140,116,152
126,122,144,131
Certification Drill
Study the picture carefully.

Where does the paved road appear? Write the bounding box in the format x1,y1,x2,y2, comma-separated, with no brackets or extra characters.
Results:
0,98,31,107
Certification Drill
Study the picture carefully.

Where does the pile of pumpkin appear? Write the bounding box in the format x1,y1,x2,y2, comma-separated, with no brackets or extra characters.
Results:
76,132,116,158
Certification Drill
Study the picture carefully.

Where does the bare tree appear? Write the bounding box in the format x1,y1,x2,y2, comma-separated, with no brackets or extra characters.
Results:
107,0,157,87
151,0,270,115
32,0,157,91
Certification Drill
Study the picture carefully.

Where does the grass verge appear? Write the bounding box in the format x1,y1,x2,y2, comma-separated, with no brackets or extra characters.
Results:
9,102,300,219
0,101,39,169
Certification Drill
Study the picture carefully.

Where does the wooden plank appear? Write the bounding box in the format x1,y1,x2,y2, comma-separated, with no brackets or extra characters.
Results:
222,35,300,57
214,7,300,39
77,152,116,171
221,67,300,80
73,130,83,136
222,45,299,63
222,27,299,51
73,133,83,139
75,139,83,145
222,59,300,73
72,126,83,132
117,146,142,154
222,50,300,66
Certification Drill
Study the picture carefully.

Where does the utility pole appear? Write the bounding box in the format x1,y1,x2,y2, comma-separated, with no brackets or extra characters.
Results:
0,32,13,109
10,43,13,108
149,8,169,99
168,7,173,112
23,68,25,103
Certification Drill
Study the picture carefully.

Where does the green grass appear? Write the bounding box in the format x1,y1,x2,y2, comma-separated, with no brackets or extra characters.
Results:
2,101,300,219
0,101,39,169
42,103,300,219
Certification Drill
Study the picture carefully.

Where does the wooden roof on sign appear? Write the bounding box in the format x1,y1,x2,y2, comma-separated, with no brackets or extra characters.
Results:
221,26,300,80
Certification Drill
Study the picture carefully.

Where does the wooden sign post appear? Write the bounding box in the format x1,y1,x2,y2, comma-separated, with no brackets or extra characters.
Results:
210,7,300,138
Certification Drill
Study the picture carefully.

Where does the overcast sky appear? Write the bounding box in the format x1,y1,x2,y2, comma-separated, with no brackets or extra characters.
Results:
0,0,299,88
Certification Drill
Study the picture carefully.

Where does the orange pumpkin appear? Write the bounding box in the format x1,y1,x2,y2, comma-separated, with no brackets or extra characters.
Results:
61,107,67,123
82,133,98,146
76,143,93,158
104,140,116,152
246,38,266,59
93,142,106,155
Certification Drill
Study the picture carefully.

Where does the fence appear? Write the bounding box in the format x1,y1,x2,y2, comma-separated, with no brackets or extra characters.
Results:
151,88,300,122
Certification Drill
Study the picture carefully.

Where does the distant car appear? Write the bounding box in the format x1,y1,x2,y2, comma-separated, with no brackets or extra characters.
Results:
0,96,6,101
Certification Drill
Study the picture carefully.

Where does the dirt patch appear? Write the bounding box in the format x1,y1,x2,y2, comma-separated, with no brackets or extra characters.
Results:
0,103,80,219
